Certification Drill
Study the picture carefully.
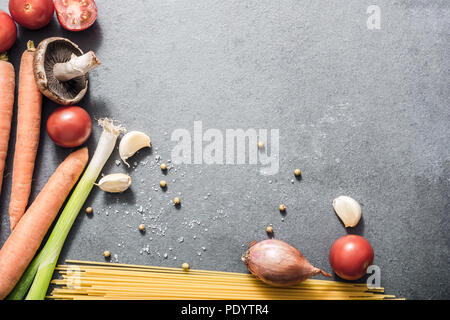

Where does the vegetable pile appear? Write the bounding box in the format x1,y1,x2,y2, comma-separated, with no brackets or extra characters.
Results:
0,148,88,299
0,0,139,300
0,0,99,53
0,0,382,300
16,119,124,300
241,194,374,285
0,30,148,298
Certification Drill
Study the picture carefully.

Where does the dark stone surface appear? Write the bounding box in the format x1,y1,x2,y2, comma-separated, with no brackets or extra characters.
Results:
0,1,449,299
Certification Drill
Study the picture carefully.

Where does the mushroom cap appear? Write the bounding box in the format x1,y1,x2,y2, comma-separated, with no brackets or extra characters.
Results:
33,37,89,105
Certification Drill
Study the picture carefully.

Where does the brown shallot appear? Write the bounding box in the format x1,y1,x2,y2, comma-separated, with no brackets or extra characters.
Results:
241,239,332,287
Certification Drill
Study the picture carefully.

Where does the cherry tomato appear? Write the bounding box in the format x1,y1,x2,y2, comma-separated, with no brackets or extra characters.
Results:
47,106,92,148
54,0,98,31
0,10,17,52
9,0,54,30
329,235,374,281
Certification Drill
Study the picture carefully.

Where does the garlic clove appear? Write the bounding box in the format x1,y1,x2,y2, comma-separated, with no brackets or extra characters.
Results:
96,173,132,193
332,196,362,227
119,131,151,167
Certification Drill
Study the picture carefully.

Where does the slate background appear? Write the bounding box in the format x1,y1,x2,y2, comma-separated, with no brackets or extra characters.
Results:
0,0,449,300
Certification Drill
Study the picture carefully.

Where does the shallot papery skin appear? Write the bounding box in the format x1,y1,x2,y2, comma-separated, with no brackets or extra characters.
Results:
241,239,332,287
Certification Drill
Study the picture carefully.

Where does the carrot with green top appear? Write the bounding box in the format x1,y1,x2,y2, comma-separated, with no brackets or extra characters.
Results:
0,52,15,196
9,41,42,231
0,147,89,300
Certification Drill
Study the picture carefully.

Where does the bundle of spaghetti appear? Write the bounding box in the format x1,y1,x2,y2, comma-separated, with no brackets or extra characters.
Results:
48,260,398,300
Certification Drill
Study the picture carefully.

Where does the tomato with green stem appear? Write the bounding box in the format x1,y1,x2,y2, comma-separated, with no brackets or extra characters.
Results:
54,0,98,31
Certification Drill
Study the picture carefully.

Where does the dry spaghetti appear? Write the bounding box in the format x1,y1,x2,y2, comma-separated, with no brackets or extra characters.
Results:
48,260,398,300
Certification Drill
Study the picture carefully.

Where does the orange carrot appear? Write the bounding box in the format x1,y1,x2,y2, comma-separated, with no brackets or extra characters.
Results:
0,53,15,195
0,147,88,299
9,41,42,231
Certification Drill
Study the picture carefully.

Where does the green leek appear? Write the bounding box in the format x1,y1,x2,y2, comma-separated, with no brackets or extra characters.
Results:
8,119,124,300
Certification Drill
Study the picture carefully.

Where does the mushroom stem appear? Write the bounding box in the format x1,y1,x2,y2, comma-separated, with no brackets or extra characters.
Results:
53,51,100,82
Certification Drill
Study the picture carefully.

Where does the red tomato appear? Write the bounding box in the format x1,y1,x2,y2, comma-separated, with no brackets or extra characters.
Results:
47,106,92,148
9,0,54,30
54,0,97,31
0,10,17,52
329,235,374,281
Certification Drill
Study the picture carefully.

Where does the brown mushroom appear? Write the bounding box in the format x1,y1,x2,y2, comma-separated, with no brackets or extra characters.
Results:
33,37,100,105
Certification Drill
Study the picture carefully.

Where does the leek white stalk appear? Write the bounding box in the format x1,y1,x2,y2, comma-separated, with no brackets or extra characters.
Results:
16,119,124,300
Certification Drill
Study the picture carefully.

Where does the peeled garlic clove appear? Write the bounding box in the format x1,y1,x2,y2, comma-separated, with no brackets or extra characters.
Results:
119,131,151,167
332,196,362,227
96,173,132,193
